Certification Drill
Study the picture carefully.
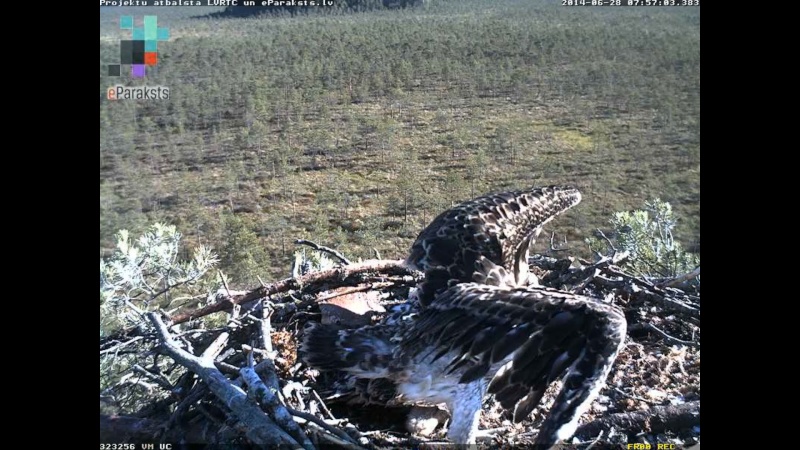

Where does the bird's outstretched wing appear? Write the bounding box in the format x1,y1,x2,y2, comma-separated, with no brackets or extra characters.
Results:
397,282,627,447
405,186,582,307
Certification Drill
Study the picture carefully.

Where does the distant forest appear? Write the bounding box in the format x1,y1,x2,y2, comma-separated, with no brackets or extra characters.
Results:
100,0,700,286
218,0,428,17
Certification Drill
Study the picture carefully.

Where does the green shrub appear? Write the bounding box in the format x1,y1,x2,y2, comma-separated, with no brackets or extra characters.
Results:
587,199,699,281
100,224,220,413
100,223,220,334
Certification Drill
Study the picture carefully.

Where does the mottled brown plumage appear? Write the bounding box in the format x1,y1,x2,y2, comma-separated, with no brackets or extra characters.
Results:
395,283,626,445
405,185,582,306
300,186,627,448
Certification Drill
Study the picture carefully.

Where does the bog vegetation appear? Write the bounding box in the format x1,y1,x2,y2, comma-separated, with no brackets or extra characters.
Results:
100,0,700,288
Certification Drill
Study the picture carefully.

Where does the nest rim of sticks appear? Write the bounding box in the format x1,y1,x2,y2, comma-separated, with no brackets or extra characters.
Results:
99,244,700,449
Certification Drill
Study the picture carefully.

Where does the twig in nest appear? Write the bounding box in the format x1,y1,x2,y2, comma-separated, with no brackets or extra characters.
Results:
260,300,274,353
629,322,700,348
218,270,232,297
552,253,623,289
595,228,617,252
200,306,239,362
288,407,362,447
132,365,173,391
240,352,315,450
549,231,571,252
613,387,656,406
309,427,367,450
169,259,419,326
582,430,605,450
146,312,301,447
602,266,700,319
315,282,394,302
100,336,144,355
312,389,335,420
658,266,700,289
295,239,351,265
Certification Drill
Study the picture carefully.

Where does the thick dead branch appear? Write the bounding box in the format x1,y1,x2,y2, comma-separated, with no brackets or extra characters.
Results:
201,330,232,361
309,427,367,450
145,312,301,447
169,259,419,325
241,364,315,450
575,400,700,438
532,254,699,321
530,255,570,271
315,282,394,302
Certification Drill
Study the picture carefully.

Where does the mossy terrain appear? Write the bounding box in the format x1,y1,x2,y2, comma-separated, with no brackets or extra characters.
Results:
100,0,700,286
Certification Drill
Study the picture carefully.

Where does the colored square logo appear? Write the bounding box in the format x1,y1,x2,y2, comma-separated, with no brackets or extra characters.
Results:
131,65,146,78
144,52,158,66
120,40,134,65
107,15,168,78
144,16,158,40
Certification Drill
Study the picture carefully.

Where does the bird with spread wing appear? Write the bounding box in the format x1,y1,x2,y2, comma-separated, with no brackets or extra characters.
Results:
300,186,627,447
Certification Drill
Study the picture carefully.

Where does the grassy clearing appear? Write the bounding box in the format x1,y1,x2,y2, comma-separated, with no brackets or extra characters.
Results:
100,1,699,285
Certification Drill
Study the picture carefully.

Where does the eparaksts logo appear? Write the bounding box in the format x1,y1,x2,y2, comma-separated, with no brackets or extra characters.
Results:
107,85,170,100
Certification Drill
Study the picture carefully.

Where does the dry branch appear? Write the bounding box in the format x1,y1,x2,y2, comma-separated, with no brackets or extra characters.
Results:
260,300,274,353
241,364,315,450
100,336,144,355
315,281,394,302
131,364,173,391
295,239,352,265
102,245,699,448
287,408,362,448
145,312,301,447
657,266,701,289
169,259,420,325
629,323,700,348
533,254,700,321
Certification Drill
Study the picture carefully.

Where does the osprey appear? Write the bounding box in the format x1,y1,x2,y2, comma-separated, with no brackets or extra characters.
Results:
300,186,627,447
